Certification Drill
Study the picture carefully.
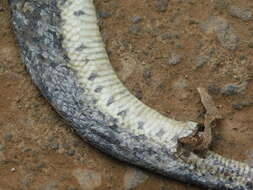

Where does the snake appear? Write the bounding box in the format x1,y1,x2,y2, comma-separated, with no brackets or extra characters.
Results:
8,0,253,189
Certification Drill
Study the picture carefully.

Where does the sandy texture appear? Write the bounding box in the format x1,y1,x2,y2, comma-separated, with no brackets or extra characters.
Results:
0,0,252,189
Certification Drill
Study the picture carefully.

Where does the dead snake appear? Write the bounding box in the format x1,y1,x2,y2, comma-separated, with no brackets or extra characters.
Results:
8,0,253,189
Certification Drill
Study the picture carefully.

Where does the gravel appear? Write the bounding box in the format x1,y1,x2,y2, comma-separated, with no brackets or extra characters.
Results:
168,53,182,65
228,5,252,21
208,84,221,96
128,25,141,34
195,55,210,69
131,16,142,23
73,168,102,190
98,11,111,19
155,0,169,12
4,132,13,141
232,101,253,110
200,16,239,50
0,144,4,151
222,82,247,96
123,168,148,190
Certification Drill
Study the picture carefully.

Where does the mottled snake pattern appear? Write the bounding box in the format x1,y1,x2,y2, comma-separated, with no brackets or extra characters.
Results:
8,0,253,189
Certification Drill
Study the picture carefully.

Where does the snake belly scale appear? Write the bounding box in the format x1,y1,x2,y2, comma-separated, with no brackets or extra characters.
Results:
8,0,253,189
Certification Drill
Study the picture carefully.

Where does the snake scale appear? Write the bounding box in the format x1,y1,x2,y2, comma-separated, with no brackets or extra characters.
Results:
8,0,253,189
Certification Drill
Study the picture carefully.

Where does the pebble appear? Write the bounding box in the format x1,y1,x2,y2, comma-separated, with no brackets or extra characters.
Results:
172,78,188,89
232,101,253,110
67,149,75,156
143,68,152,80
228,5,252,21
208,84,220,95
168,53,182,65
248,42,253,48
51,143,59,151
200,16,239,50
222,82,247,96
131,16,142,23
213,0,229,12
123,168,148,190
195,55,210,69
98,11,111,19
0,144,4,151
73,168,102,190
4,132,13,141
155,0,169,12
128,25,141,35
134,89,143,100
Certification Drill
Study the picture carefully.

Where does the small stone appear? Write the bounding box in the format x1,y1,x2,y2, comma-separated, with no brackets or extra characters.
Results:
232,101,253,110
221,82,247,96
36,163,45,169
222,84,238,96
172,78,188,89
213,0,229,11
134,89,143,100
123,168,148,190
11,168,16,172
4,132,13,141
0,144,4,151
67,149,75,156
128,25,141,35
143,68,152,80
51,143,59,151
208,84,220,95
73,168,102,190
195,55,210,69
168,53,182,65
248,42,253,48
200,16,239,50
131,16,142,23
67,188,78,190
98,11,110,19
156,0,169,12
228,5,252,21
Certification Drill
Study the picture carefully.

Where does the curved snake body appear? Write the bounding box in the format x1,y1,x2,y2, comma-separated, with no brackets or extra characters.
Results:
8,0,253,189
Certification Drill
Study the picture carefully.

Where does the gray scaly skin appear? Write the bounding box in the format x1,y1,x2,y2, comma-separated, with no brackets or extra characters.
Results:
8,0,253,189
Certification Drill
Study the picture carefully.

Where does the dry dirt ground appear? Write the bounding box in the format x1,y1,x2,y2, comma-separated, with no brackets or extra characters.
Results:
0,0,253,190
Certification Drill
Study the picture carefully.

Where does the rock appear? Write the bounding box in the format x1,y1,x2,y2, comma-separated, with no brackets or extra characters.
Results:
213,0,229,12
200,16,239,50
248,42,253,48
4,132,13,141
143,68,152,80
123,168,148,190
128,25,141,35
155,0,169,12
168,53,182,65
172,78,188,89
0,144,4,151
39,181,59,190
131,16,142,23
134,89,143,100
73,168,102,190
67,149,75,156
208,84,220,95
222,82,247,96
98,11,111,19
232,101,253,110
51,143,59,151
228,5,252,21
195,55,210,69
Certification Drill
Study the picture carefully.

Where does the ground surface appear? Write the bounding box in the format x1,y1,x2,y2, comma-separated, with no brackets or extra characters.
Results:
0,0,253,190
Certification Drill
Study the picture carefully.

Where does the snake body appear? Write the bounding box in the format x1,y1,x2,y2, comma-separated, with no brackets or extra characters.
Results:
9,0,253,189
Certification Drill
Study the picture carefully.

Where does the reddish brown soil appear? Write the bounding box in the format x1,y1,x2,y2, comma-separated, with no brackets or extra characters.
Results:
0,0,252,190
